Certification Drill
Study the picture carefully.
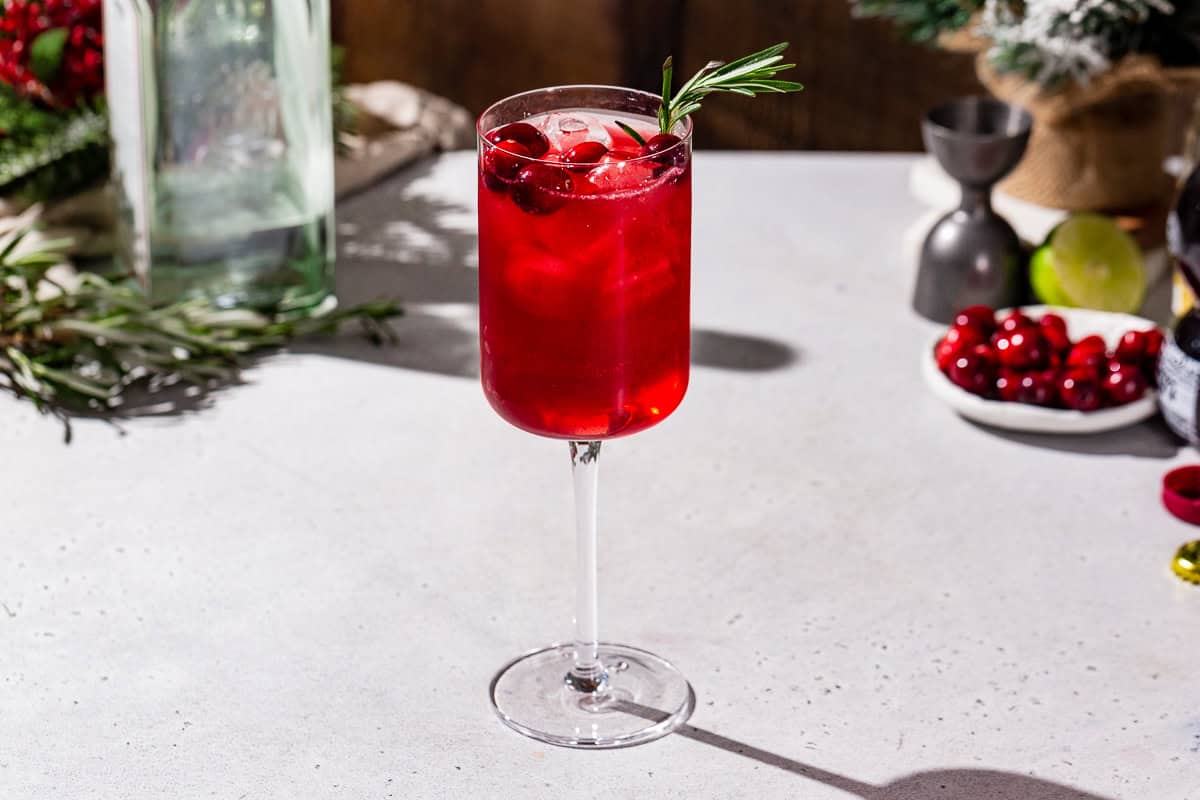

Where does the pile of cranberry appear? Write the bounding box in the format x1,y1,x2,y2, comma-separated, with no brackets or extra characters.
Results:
482,121,684,215
0,0,104,108
935,306,1162,411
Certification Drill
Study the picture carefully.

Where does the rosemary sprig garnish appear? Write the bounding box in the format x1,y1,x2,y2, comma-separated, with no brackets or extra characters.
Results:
656,42,804,134
614,120,647,147
0,225,401,440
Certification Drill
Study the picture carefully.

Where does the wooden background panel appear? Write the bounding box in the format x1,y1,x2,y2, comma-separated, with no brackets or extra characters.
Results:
332,0,984,151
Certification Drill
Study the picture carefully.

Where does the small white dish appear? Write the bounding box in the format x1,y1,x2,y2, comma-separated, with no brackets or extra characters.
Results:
922,305,1160,434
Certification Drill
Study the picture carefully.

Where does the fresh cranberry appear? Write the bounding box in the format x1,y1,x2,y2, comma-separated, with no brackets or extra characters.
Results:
1016,370,1059,407
995,369,1022,402
1114,330,1147,365
485,122,550,158
994,328,1048,370
562,141,608,172
1073,334,1107,355
1038,316,1072,355
934,338,961,372
1103,364,1148,406
1143,328,1164,360
1066,337,1107,373
510,163,573,215
998,310,1033,333
947,349,996,397
970,342,997,365
1038,312,1068,336
482,138,531,190
1058,368,1103,411
1142,328,1165,385
944,324,984,350
954,305,995,335
641,133,686,169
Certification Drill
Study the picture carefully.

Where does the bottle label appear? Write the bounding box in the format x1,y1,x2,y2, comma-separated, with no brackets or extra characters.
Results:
1158,336,1200,444
102,0,151,285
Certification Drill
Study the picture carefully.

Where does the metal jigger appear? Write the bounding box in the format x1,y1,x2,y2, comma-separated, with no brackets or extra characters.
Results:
913,97,1033,323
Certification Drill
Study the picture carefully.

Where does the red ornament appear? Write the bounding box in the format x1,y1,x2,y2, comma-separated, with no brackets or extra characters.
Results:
0,0,103,107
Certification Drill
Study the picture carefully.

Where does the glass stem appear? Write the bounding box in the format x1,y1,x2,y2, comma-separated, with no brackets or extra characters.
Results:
566,440,607,694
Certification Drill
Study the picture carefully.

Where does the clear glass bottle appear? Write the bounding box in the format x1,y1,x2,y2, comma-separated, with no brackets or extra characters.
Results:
103,0,335,311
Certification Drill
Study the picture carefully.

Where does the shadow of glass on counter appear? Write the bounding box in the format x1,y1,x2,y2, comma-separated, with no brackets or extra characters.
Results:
615,700,1114,800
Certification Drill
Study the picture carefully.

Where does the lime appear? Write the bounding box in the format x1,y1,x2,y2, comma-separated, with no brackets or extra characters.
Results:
1044,213,1145,313
1029,245,1073,307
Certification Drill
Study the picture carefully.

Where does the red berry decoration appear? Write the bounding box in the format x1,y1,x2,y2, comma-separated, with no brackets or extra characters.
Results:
995,369,1022,402
954,305,995,336
948,349,996,397
510,163,573,215
482,138,531,190
998,310,1033,333
562,141,608,172
0,0,104,107
1103,364,1147,406
1058,368,1103,411
994,328,1048,370
1114,330,1147,365
485,122,550,158
1016,370,1059,407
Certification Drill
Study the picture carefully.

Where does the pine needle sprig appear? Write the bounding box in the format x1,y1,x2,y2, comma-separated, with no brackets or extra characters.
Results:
0,226,401,441
657,42,804,134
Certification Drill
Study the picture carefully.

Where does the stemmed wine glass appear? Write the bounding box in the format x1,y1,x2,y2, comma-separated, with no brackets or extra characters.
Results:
477,85,695,748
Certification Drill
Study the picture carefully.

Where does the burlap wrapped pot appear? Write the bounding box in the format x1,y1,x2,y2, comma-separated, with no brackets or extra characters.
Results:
977,55,1200,212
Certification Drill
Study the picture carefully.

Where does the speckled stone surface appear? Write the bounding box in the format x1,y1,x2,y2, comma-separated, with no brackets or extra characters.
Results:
2,153,1197,800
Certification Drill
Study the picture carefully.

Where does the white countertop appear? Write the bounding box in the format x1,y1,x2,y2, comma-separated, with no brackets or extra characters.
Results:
2,152,1196,800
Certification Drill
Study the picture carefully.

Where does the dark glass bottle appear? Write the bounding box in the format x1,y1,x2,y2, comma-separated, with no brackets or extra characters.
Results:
1160,165,1200,444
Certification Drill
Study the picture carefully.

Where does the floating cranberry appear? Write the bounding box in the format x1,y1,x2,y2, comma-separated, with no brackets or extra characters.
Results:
954,305,995,336
995,369,1022,402
948,349,996,397
994,328,1048,370
483,138,531,190
485,122,550,158
997,310,1033,333
641,133,686,169
1058,368,1103,411
562,141,608,172
1103,364,1147,406
1114,330,1147,365
510,163,573,215
1017,370,1059,407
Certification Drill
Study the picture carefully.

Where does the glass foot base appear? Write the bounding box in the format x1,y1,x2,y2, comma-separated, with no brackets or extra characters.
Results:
489,643,695,749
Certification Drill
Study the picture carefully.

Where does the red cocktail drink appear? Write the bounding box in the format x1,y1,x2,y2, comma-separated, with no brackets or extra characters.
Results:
478,96,692,439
